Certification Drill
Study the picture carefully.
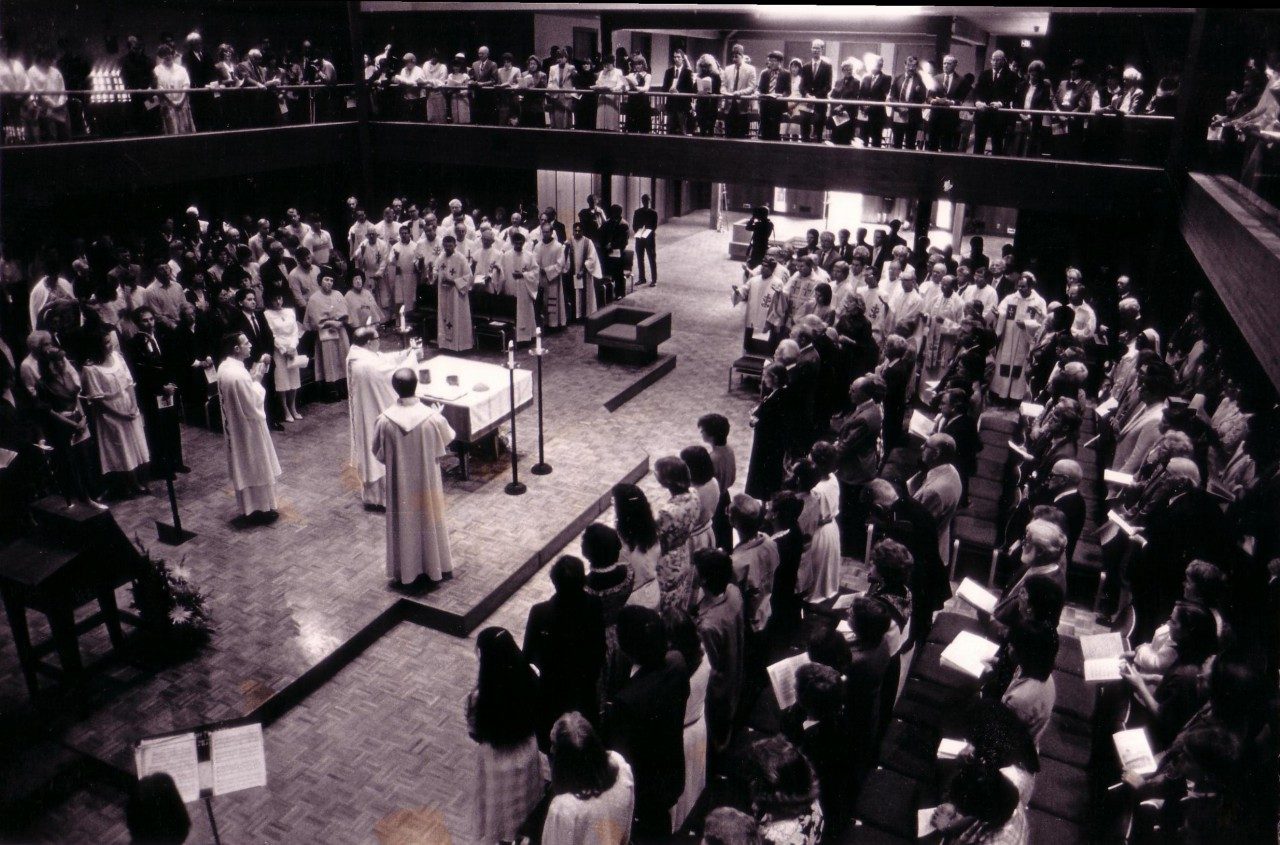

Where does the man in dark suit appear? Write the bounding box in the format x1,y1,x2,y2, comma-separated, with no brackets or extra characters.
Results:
927,54,971,151
867,478,951,645
889,54,928,149
1004,458,1085,568
972,49,1019,155
470,46,498,125
798,39,833,142
128,306,188,477
183,32,215,132
660,48,695,135
756,51,792,141
935,388,981,502
858,55,892,147
605,606,689,838
523,554,606,733
778,337,819,458
873,219,906,274
836,375,885,554
227,289,283,430
631,194,659,287
1013,60,1055,156
578,194,605,246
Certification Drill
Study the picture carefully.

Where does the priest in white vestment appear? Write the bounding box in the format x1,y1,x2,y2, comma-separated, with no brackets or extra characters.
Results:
495,230,540,342
919,274,965,400
216,332,282,523
347,328,411,508
991,274,1047,402
373,369,456,586
533,224,567,329
382,226,419,313
353,229,389,310
434,235,474,351
568,222,601,319
470,228,505,296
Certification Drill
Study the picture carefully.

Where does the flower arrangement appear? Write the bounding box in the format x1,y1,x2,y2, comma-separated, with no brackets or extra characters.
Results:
130,539,212,658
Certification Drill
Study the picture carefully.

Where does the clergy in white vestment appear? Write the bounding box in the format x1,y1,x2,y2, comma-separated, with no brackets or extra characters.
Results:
434,235,474,351
887,266,924,341
414,221,445,285
919,274,966,399
373,369,457,585
568,222,602,319
533,225,568,329
344,274,384,328
443,199,476,237
352,230,389,309
991,274,1047,402
498,213,529,251
382,226,419,312
304,276,351,386
1064,272,1098,343
346,328,411,508
496,231,540,342
829,261,856,316
961,273,999,326
734,254,788,341
216,332,281,522
470,228,504,290
855,277,893,346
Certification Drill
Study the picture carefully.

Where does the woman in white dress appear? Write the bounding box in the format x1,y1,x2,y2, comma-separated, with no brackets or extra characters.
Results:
593,53,626,131
614,482,661,609
264,290,303,421
444,54,472,124
664,609,710,832
494,52,521,126
793,458,841,601
80,330,150,497
543,713,635,845
421,49,448,123
394,51,427,121
681,446,720,555
155,44,195,135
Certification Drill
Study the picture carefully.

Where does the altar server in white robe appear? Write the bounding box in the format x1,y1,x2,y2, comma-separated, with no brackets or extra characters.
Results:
568,221,601,319
470,227,504,292
374,368,456,585
887,265,924,342
533,224,568,329
991,273,1047,402
352,229,389,310
919,274,965,400
216,332,281,522
414,219,444,286
961,270,998,326
434,235,474,351
495,230,540,342
382,225,419,313
347,327,411,509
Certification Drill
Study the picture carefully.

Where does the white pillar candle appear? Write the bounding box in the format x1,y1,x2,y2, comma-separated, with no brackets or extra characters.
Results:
535,327,543,354
507,340,515,368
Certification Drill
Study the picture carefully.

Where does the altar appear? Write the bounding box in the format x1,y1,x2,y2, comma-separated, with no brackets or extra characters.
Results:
415,353,534,479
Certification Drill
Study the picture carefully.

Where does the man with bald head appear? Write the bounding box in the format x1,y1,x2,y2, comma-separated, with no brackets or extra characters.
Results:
373,367,456,588
347,327,414,509
973,49,1018,155
908,433,964,561
865,477,950,643
1007,458,1085,568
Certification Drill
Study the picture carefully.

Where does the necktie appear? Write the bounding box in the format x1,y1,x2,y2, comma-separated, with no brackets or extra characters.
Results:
149,334,160,356
250,314,259,337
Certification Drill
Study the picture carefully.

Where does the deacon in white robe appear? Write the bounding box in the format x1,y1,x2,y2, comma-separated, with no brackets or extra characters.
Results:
382,227,419,313
919,275,966,400
568,223,602,319
855,280,893,346
495,232,540,342
887,267,924,341
961,276,999,326
470,229,504,292
991,276,1047,402
352,232,388,309
532,227,567,329
216,334,281,519
434,236,474,351
373,369,457,585
347,328,411,508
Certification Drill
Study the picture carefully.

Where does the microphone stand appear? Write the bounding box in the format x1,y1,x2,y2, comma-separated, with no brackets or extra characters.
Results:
502,330,526,496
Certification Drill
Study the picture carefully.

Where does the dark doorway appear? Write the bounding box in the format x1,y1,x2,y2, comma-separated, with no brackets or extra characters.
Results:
573,27,598,62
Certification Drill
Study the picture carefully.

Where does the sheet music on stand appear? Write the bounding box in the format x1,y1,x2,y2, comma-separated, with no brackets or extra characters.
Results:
134,721,267,803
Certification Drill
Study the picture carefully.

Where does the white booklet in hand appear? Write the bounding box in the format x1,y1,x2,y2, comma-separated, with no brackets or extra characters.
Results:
908,409,936,440
766,652,811,710
1107,510,1139,536
1019,401,1045,418
955,578,998,614
634,228,652,240
937,738,969,759
918,807,938,837
1104,469,1136,487
1095,396,1119,418
1113,727,1157,775
1080,632,1126,682
940,630,1000,679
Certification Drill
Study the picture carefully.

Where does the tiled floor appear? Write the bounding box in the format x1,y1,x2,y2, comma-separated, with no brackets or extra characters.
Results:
5,212,772,844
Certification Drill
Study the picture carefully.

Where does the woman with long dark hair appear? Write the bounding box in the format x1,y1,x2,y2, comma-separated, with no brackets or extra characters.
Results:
466,626,545,843
543,712,634,845
613,483,659,607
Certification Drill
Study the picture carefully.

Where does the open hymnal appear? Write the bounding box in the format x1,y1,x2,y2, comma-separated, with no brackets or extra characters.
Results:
937,738,969,760
1095,396,1119,419
634,228,653,241
766,653,811,710
1008,440,1033,461
1104,469,1136,487
0,447,17,470
908,409,936,440
1107,510,1139,537
918,807,938,837
832,592,856,611
1080,632,1127,682
134,723,267,804
955,578,999,614
1112,728,1157,775
940,631,1000,679
1019,402,1045,419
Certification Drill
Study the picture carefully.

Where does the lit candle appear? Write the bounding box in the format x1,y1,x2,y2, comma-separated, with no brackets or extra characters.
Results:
535,327,543,354
507,340,515,368
399,305,407,333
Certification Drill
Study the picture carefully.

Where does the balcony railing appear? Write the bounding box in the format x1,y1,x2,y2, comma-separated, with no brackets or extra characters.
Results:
364,83,1175,166
0,83,360,145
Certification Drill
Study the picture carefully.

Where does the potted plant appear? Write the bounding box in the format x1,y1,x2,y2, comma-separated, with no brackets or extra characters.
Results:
129,539,212,662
